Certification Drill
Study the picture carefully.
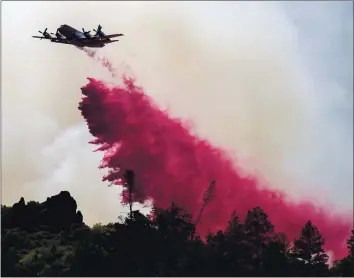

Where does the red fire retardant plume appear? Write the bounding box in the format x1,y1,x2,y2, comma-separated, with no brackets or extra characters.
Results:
79,47,117,78
79,77,352,260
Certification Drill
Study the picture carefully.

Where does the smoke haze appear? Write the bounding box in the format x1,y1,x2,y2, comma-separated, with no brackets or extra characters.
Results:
2,1,353,226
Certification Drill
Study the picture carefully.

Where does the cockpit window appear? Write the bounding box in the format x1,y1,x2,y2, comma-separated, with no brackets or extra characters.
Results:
75,31,86,39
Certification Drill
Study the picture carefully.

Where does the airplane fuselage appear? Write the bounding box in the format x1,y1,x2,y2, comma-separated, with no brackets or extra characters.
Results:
57,24,106,48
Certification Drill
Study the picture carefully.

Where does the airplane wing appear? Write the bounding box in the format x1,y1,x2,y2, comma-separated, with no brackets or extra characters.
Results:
50,39,72,45
80,35,123,41
32,36,52,40
32,36,72,44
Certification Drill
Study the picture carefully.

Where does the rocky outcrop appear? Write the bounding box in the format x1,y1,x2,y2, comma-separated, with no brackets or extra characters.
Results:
2,191,84,233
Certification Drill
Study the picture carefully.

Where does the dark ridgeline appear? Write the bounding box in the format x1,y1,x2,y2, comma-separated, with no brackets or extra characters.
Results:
2,181,354,276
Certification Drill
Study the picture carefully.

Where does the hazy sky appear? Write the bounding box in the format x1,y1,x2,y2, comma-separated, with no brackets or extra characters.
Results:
2,1,353,225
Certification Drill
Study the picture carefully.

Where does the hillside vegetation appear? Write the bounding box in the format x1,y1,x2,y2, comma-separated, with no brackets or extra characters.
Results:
2,189,353,276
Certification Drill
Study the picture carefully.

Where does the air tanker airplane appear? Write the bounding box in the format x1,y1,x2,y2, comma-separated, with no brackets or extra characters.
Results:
32,24,123,48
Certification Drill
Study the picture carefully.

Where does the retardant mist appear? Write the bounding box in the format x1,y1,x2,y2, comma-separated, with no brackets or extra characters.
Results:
78,77,352,260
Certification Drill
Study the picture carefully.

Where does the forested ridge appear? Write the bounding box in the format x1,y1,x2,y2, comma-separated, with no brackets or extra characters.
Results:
2,187,354,277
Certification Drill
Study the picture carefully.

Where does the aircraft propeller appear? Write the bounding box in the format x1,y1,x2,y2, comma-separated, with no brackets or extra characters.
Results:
50,29,68,40
93,25,103,37
82,28,91,37
38,28,48,39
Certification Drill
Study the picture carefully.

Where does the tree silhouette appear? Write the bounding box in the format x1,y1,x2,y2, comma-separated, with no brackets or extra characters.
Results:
123,170,135,220
331,229,354,277
291,220,329,276
223,211,250,274
262,232,291,276
194,180,216,229
243,207,275,275
1,188,352,277
347,229,354,257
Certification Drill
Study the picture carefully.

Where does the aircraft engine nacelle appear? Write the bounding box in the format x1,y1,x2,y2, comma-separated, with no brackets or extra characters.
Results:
93,25,106,38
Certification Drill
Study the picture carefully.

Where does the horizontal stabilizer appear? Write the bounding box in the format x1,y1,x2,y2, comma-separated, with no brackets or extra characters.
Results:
32,36,51,39
107,39,119,43
105,34,124,39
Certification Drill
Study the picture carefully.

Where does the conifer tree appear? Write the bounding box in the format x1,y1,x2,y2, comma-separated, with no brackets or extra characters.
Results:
347,229,354,258
291,220,329,276
243,207,275,274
